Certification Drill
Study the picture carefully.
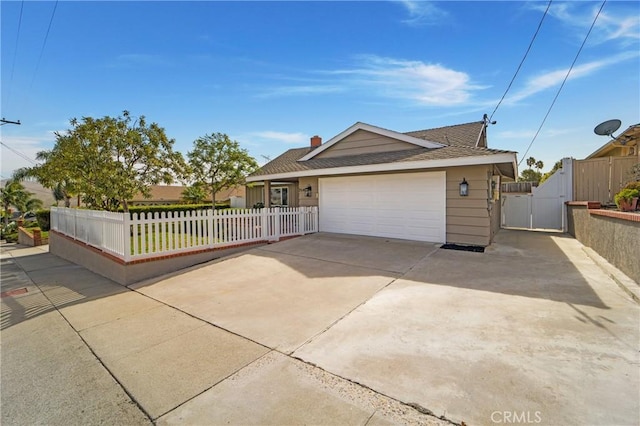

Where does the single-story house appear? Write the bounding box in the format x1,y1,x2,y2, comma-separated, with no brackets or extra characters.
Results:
246,120,517,246
573,123,639,204
129,185,246,206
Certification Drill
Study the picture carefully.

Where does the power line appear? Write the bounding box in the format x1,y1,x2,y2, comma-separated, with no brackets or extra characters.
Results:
29,0,59,89
0,141,38,165
7,0,25,104
489,0,552,122
518,0,606,166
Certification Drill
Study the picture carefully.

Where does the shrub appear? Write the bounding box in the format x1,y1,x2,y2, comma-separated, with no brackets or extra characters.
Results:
614,188,640,209
121,203,230,218
623,181,640,191
36,209,51,231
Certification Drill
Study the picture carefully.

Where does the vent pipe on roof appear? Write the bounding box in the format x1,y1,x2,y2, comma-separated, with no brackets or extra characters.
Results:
311,135,322,147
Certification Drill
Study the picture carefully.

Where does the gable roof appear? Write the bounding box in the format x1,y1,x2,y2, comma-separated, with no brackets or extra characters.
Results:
299,122,444,161
586,123,640,159
248,120,517,182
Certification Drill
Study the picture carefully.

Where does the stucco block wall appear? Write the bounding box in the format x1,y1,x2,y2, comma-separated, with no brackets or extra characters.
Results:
567,205,640,284
50,231,261,285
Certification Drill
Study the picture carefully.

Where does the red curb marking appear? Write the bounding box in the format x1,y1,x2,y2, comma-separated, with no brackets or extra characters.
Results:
0,288,28,298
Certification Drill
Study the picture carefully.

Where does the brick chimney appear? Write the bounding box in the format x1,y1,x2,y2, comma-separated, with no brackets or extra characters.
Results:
310,135,322,148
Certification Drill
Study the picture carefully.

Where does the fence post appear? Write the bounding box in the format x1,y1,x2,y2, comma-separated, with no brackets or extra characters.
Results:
298,208,305,235
274,208,281,241
209,209,215,248
313,206,319,232
123,211,131,262
261,208,267,240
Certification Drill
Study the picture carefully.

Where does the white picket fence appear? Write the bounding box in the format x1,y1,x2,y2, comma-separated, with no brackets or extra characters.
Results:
51,207,318,261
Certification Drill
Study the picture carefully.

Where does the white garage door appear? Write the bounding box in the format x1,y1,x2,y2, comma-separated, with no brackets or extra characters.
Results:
319,171,446,243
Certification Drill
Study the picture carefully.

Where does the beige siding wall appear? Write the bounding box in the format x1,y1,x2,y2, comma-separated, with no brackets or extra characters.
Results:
316,129,417,159
246,185,263,208
298,176,319,207
443,165,492,246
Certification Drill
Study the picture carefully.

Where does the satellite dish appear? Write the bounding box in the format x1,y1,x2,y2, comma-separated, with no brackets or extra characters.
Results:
594,119,622,138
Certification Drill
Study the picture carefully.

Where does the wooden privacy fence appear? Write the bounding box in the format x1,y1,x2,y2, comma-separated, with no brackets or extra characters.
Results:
51,206,319,261
573,157,637,204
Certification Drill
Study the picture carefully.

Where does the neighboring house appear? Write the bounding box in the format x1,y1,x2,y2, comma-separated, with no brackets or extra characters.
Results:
246,120,517,246
129,185,246,206
574,123,640,204
586,123,640,161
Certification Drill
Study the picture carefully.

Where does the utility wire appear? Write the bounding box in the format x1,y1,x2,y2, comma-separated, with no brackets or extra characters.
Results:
29,0,59,90
0,141,38,165
7,0,25,105
489,0,552,122
518,0,606,165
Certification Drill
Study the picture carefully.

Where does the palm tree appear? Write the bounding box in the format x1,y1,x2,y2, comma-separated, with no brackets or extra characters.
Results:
526,157,536,169
1,180,29,225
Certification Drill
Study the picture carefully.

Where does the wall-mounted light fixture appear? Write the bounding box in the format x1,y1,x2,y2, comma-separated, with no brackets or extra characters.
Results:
300,185,312,197
459,178,469,196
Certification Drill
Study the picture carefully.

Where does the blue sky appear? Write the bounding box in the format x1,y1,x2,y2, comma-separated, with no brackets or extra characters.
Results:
1,1,639,179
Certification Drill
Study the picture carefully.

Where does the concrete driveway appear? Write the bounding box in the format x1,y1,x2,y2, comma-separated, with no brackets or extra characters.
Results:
133,231,639,425
2,230,638,425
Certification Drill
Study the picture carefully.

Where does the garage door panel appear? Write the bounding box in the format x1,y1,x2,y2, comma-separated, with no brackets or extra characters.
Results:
319,172,445,242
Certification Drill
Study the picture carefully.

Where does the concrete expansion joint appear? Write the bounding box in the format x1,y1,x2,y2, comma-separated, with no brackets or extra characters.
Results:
25,277,155,424
286,353,460,425
152,350,277,421
254,247,404,275
126,287,274,353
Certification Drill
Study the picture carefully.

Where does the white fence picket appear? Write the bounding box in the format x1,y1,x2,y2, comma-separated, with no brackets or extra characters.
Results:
51,206,318,261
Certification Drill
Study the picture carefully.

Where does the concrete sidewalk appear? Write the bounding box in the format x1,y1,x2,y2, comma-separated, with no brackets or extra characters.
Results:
0,242,449,426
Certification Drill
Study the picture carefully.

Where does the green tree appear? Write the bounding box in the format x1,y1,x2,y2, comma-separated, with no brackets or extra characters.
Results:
181,183,208,204
519,168,542,183
0,179,42,225
187,133,258,206
519,157,545,184
26,111,187,212
540,160,563,184
526,156,536,168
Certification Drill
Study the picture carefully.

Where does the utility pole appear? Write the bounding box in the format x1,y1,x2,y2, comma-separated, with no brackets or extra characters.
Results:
0,118,21,126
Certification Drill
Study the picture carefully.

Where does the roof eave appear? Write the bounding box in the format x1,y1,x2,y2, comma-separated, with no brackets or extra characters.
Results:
246,152,518,182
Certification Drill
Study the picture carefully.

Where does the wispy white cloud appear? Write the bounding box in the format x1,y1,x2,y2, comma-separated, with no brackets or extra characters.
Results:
505,51,638,104
331,55,487,106
532,2,640,46
0,133,56,176
250,131,309,145
256,55,485,107
397,0,448,26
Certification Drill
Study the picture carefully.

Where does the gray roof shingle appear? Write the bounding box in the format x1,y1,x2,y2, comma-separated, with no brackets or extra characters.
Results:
404,121,484,147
